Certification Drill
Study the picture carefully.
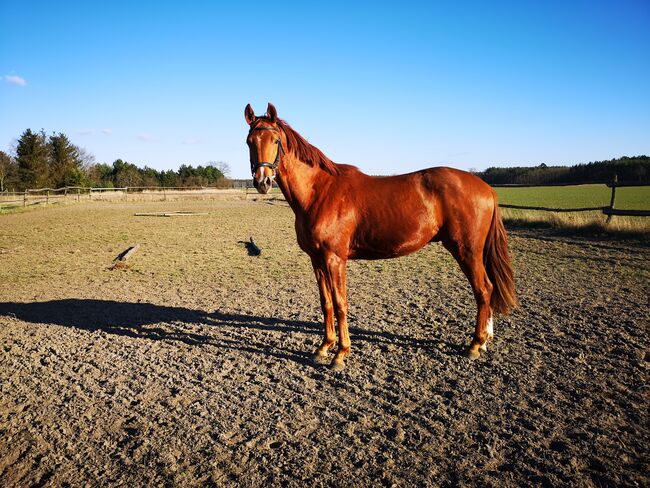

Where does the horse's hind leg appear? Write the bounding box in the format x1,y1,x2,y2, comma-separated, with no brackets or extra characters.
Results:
463,256,494,359
443,240,493,359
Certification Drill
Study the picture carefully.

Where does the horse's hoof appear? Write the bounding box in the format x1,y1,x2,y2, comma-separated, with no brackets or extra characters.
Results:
312,352,329,365
466,348,481,360
479,343,487,352
329,360,345,372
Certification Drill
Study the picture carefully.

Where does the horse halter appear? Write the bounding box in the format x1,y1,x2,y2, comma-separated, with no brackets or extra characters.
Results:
249,126,283,176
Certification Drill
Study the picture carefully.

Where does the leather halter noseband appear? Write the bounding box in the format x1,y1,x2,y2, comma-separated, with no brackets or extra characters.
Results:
249,125,283,176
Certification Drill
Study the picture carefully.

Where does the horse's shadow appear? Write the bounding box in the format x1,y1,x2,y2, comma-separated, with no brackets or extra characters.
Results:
0,299,461,366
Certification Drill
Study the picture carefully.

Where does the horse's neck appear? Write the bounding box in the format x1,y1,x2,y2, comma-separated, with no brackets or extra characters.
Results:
276,154,330,215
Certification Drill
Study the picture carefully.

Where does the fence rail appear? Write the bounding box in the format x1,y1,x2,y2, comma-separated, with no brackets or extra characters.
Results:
0,185,274,209
499,204,607,213
492,178,649,220
2,180,648,219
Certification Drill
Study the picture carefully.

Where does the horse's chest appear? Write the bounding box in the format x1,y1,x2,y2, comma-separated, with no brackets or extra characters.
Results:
294,218,320,255
294,215,346,256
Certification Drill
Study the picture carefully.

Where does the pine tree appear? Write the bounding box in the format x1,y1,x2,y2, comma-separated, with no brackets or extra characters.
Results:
16,129,49,189
49,132,83,187
0,150,16,192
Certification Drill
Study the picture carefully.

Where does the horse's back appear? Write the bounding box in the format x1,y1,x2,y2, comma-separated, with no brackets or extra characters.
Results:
417,166,494,197
358,166,495,217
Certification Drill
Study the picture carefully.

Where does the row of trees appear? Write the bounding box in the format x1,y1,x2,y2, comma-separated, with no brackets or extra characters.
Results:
87,160,231,189
0,129,91,191
3,128,648,191
0,129,231,192
475,156,650,185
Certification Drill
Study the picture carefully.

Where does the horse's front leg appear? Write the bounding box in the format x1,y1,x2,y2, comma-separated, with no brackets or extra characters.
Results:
311,258,336,364
325,253,350,371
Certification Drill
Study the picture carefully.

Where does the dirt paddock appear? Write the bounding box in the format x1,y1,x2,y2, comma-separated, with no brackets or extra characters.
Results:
1,200,648,486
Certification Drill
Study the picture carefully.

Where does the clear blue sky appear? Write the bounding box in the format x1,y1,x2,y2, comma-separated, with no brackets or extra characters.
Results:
1,1,648,179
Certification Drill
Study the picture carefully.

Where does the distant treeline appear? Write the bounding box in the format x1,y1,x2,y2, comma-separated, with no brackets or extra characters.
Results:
0,128,231,192
2,128,649,192
88,160,231,189
476,156,650,185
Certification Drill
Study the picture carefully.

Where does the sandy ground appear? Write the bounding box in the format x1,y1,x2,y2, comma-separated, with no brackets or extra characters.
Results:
1,200,648,487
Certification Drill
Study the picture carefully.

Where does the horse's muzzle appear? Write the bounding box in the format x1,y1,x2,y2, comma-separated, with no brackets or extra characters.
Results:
253,173,273,194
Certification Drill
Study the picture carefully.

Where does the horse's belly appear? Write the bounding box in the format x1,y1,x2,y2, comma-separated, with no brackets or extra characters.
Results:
350,223,436,260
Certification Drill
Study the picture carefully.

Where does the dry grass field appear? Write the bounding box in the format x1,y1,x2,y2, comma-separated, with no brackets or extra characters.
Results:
1,199,649,486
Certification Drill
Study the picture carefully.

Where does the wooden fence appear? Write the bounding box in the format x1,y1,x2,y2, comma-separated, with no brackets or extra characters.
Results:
492,178,650,221
1,180,648,220
0,185,280,209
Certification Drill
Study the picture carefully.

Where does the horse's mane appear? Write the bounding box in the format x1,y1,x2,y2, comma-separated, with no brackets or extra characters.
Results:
273,118,341,175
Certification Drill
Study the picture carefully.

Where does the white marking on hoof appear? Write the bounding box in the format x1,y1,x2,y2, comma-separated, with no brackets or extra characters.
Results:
487,316,494,339
479,343,487,352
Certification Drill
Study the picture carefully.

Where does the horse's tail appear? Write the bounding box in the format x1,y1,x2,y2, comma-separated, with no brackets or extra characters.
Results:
484,199,517,315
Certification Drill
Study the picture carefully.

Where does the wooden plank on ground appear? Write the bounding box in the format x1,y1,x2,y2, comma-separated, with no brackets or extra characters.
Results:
115,244,140,262
134,212,208,217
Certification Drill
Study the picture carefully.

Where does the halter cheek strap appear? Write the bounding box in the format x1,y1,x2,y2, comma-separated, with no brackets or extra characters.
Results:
249,126,283,176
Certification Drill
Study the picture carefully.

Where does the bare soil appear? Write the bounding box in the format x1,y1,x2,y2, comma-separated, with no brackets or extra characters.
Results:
1,200,648,487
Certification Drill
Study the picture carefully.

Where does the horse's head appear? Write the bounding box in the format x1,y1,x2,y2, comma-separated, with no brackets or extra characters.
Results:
244,102,283,194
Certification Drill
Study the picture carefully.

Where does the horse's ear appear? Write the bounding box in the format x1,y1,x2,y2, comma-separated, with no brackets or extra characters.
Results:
244,104,256,125
266,103,277,123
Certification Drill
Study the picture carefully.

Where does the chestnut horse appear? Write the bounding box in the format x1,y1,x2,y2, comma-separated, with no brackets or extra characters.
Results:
245,103,516,370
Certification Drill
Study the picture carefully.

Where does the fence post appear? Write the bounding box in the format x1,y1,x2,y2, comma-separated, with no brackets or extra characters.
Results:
46,189,49,205
606,174,617,224
89,188,92,200
77,187,80,202
163,186,167,201
24,190,27,207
